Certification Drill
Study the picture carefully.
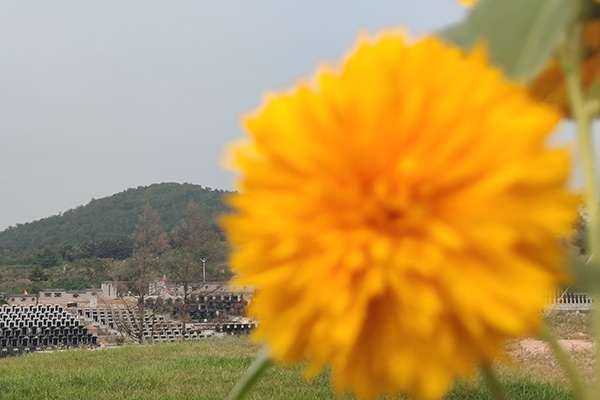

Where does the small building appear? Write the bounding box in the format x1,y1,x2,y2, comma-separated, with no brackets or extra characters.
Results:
33,282,118,306
7,280,252,306
7,294,37,305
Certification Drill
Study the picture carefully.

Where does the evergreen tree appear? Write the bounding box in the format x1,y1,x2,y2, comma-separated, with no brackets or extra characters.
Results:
118,203,170,343
28,266,48,282
36,247,60,269
168,200,216,302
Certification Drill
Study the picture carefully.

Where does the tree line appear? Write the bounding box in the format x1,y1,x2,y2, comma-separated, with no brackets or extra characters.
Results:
0,200,229,296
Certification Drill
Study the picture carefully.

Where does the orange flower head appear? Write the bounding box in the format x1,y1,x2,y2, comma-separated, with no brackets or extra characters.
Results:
224,32,577,399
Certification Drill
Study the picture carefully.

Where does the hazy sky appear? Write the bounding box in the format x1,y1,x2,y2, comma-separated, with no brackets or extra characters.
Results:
0,2,575,232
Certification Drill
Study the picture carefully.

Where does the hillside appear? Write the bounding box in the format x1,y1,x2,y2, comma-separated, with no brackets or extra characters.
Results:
0,183,232,252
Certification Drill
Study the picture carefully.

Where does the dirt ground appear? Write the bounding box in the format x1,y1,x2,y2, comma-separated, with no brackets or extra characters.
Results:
501,311,595,382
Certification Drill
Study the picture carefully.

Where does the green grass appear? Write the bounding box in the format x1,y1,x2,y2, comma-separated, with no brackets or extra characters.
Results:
448,379,574,400
0,336,575,400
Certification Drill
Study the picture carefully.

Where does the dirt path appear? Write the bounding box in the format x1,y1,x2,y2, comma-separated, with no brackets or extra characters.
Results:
503,336,595,382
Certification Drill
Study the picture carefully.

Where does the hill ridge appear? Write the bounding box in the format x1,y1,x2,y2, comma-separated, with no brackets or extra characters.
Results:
0,182,232,252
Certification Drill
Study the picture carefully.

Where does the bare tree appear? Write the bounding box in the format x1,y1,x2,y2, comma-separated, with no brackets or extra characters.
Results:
111,203,170,343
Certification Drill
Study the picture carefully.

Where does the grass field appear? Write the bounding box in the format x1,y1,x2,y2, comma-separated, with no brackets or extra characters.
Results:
0,312,591,399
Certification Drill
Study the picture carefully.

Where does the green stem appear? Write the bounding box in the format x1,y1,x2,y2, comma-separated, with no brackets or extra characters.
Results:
560,22,600,248
559,21,600,399
539,323,589,400
480,363,509,400
227,349,272,400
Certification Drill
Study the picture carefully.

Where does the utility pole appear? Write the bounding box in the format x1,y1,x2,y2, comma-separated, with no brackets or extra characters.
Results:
200,257,206,282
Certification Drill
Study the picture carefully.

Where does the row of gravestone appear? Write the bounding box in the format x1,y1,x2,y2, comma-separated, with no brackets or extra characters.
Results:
0,317,78,329
76,306,256,342
1,304,67,319
217,323,256,334
144,294,247,321
77,307,204,340
77,307,178,332
1,325,88,338
0,304,99,358
549,291,594,311
1,304,65,312
559,292,594,304
147,294,244,306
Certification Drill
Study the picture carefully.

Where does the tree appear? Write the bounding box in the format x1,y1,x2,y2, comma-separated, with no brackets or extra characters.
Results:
36,247,60,269
133,203,170,277
60,245,88,262
96,237,134,259
73,257,113,284
29,266,48,282
168,200,217,303
113,203,170,343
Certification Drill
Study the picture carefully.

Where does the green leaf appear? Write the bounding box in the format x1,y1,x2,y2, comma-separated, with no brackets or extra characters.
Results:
440,23,468,47
440,0,579,82
569,253,600,293
585,76,600,116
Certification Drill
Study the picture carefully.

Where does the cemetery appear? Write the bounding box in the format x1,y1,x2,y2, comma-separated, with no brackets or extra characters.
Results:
0,280,593,361
0,280,257,358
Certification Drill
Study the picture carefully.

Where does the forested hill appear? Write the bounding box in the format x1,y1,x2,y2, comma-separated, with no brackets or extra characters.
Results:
0,183,232,252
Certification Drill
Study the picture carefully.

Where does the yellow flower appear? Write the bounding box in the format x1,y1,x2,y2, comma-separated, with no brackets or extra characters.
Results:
223,32,576,400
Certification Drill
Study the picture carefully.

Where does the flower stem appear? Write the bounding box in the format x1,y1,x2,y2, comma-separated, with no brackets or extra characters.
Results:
561,27,600,262
559,20,600,399
539,323,589,400
480,363,509,400
227,349,272,400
